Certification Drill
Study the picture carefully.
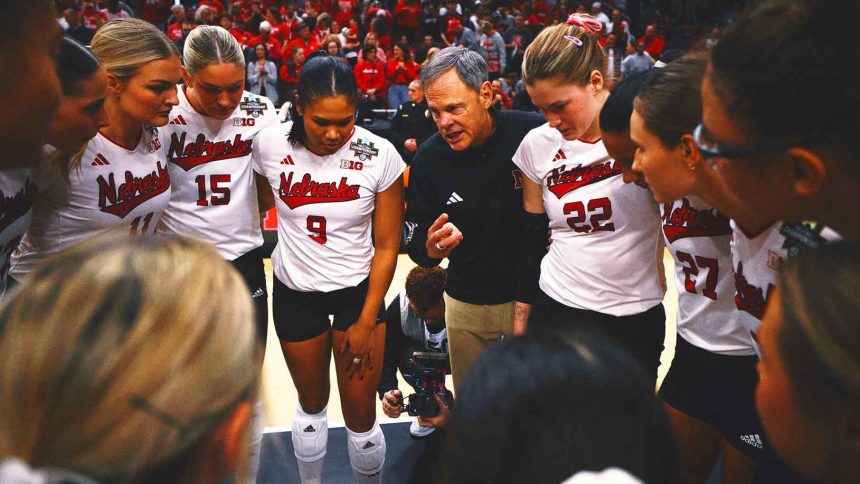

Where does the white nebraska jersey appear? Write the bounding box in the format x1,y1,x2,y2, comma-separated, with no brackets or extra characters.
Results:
252,123,405,292
0,169,33,294
10,130,170,280
513,124,663,316
730,220,840,356
661,197,753,355
158,87,278,260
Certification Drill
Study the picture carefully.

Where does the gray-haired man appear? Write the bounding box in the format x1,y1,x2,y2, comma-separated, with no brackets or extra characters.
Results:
404,47,544,390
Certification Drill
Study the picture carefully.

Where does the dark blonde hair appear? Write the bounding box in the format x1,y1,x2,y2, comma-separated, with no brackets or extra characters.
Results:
0,235,261,482
522,14,607,86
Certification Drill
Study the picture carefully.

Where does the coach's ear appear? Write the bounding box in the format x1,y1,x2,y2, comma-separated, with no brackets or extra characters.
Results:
106,72,124,97
786,147,826,198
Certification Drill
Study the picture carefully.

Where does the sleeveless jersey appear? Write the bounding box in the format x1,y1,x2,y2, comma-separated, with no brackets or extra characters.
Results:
0,169,33,294
731,220,840,355
661,197,753,355
252,123,405,292
158,87,278,260
10,129,170,280
513,123,664,317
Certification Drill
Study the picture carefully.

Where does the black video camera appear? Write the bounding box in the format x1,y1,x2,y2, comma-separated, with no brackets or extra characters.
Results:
400,351,450,418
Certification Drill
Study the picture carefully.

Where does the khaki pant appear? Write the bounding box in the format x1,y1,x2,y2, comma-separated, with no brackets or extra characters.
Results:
444,293,515,392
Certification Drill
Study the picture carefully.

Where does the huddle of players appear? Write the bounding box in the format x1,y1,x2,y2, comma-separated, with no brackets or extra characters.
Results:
2,0,858,482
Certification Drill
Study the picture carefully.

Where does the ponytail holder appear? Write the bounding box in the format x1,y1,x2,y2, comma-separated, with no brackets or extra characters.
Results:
566,14,604,34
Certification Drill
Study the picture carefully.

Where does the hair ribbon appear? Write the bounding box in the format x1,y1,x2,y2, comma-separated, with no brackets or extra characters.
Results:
563,14,603,46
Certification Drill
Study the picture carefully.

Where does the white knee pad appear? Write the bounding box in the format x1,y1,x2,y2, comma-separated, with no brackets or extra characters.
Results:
291,403,328,462
248,398,265,480
346,420,386,476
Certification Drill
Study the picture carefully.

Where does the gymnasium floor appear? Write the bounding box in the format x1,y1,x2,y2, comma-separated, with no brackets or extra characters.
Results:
258,252,680,431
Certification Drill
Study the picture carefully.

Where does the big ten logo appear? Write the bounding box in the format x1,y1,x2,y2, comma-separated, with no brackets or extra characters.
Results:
233,118,256,127
340,159,364,171
148,136,162,153
262,207,278,231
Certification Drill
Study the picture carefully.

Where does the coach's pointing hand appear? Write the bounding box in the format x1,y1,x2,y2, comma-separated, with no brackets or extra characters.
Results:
426,213,463,259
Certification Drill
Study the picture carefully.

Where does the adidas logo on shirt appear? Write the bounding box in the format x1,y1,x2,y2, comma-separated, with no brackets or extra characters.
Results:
281,155,295,165
303,425,315,432
91,153,110,166
740,434,763,449
552,149,566,162
362,442,375,450
168,115,187,125
252,288,265,298
446,192,464,205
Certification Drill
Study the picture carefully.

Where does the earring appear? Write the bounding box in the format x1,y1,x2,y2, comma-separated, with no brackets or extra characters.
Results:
687,163,697,171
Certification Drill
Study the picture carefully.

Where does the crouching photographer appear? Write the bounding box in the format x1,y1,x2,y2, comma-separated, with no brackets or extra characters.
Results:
378,266,452,438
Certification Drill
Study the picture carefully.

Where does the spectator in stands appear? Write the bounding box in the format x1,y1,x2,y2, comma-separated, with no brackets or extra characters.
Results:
405,47,544,390
0,236,262,484
370,16,392,54
590,1,610,31
315,12,334,44
359,30,387,63
639,23,665,60
390,79,436,164
479,21,506,81
79,0,107,31
395,0,421,43
491,78,512,110
64,8,95,46
323,35,350,64
420,46,440,71
248,43,279,106
251,20,283,61
387,41,420,110
231,18,253,47
354,44,386,109
166,5,188,43
284,21,319,60
420,2,442,44
378,266,451,438
621,39,654,78
198,0,227,15
441,332,676,484
195,5,217,26
606,8,630,39
503,14,532,75
265,7,290,44
334,0,356,30
279,46,305,101
414,35,436,64
100,0,129,21
445,19,482,56
1,0,62,171
756,242,860,483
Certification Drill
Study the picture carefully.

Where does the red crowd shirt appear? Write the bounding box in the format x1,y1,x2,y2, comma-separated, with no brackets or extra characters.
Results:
231,29,254,46
385,59,419,85
640,34,666,59
334,0,356,27
250,35,284,61
280,61,303,84
354,60,386,93
198,0,226,14
395,1,421,29
285,37,319,60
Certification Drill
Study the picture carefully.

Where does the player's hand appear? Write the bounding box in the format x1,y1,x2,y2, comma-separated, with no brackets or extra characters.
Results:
404,138,418,152
382,390,403,418
417,395,450,429
426,213,463,259
339,320,376,380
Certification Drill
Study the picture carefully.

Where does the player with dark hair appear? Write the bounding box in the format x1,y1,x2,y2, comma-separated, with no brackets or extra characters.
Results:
379,266,451,438
252,55,405,484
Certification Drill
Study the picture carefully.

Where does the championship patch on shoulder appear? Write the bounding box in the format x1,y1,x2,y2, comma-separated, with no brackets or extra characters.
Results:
349,138,379,161
780,221,829,258
239,97,268,118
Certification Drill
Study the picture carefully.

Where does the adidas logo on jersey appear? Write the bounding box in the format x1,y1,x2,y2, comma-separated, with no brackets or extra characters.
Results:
252,288,265,298
281,155,295,165
362,442,375,450
446,192,464,205
91,153,110,166
168,115,187,125
740,434,763,449
552,149,566,162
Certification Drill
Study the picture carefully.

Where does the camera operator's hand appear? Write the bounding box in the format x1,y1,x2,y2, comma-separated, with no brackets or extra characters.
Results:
381,390,403,418
417,395,450,429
